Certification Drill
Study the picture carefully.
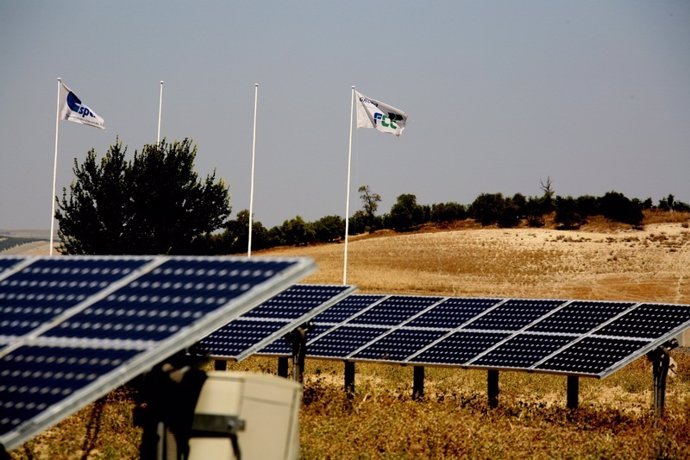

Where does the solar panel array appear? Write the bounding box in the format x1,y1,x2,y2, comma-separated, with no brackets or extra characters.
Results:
261,294,690,379
199,284,356,360
0,255,314,451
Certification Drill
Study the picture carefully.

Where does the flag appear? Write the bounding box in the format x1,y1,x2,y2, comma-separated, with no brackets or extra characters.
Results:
59,81,106,129
355,90,407,137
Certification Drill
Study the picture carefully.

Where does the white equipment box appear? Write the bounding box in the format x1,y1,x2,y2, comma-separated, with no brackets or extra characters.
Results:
189,371,302,460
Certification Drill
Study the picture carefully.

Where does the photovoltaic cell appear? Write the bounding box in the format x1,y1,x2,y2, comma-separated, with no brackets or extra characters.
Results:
527,301,635,334
462,299,564,331
352,328,446,362
349,296,443,326
0,255,314,451
471,333,575,369
243,284,354,320
307,326,388,358
311,294,386,324
0,345,140,438
410,331,510,366
0,256,25,274
0,257,153,340
199,320,288,358
406,297,501,329
596,303,690,339
535,337,650,376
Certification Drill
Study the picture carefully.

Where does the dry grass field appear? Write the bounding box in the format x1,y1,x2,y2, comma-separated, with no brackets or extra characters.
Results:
7,214,690,459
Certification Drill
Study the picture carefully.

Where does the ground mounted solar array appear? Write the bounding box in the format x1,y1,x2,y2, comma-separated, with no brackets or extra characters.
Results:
199,283,356,361
260,294,690,379
0,255,314,451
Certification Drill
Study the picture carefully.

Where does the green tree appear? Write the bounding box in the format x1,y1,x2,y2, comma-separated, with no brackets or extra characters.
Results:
468,193,506,226
56,138,231,255
221,210,273,254
554,196,586,229
312,215,345,243
430,202,466,223
358,185,382,233
599,191,644,226
387,194,425,232
274,216,314,246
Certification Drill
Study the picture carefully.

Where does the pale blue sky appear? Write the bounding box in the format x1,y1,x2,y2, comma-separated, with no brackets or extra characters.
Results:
1,1,689,231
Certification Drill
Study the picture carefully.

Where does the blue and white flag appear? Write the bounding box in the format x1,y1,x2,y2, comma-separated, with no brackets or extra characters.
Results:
355,90,407,137
59,81,105,129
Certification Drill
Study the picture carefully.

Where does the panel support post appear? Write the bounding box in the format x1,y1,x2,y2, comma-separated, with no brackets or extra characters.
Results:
290,324,309,385
412,366,425,400
647,339,678,417
566,375,579,409
487,369,499,408
344,361,356,399
214,359,227,371
277,356,289,378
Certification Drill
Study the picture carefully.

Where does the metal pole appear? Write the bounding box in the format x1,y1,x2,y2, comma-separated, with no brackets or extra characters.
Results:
487,370,499,408
567,375,579,409
412,366,425,400
277,356,289,378
157,81,164,144
248,83,258,257
344,361,355,399
49,78,62,256
342,86,355,284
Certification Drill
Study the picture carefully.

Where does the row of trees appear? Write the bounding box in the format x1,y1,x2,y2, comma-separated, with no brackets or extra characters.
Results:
55,140,689,255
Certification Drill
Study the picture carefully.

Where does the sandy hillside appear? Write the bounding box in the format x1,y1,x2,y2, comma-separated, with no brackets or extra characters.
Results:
266,222,690,303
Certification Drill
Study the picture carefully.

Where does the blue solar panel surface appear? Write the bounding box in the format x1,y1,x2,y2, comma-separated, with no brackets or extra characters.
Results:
1,257,153,341
0,256,25,274
200,284,355,360
0,255,314,451
259,293,690,380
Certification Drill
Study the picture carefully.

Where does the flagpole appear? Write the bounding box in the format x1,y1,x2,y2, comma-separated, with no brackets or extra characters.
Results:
49,78,62,256
157,81,164,144
343,86,355,284
247,83,258,257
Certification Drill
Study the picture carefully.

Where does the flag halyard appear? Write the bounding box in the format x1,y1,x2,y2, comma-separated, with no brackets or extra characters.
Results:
355,90,407,137
59,81,106,129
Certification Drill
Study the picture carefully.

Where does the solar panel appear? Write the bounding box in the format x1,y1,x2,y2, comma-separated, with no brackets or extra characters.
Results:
535,337,650,375
200,284,355,360
0,255,314,451
311,294,386,325
0,257,154,342
461,299,565,331
596,303,690,339
526,300,635,334
307,326,389,358
471,333,576,369
348,295,444,326
0,256,26,275
405,297,502,329
257,293,690,379
410,331,510,365
351,328,446,363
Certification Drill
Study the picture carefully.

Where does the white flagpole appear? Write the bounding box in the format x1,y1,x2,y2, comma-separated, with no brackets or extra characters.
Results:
49,78,62,256
247,83,258,258
343,86,355,284
157,81,164,144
